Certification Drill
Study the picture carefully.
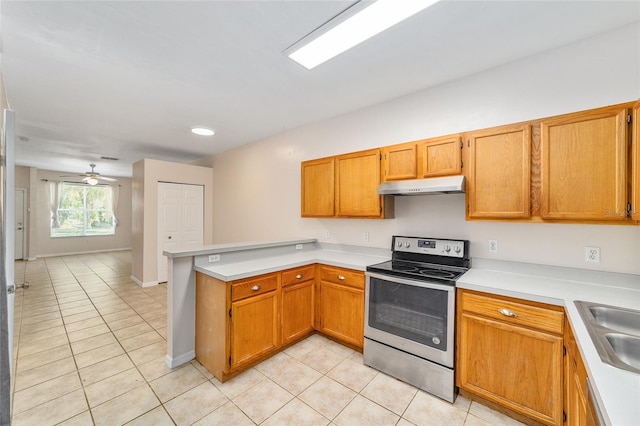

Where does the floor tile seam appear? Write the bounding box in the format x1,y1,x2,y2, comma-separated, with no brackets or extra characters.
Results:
83,375,149,410
10,369,85,419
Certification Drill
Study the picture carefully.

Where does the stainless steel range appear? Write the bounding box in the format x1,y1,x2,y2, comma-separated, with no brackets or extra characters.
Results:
364,236,470,403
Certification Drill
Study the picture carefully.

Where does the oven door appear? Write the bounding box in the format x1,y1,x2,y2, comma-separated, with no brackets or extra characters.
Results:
364,272,455,368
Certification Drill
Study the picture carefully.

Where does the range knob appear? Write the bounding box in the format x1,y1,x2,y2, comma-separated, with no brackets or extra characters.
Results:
397,241,403,248
443,244,451,253
454,245,461,254
404,242,410,248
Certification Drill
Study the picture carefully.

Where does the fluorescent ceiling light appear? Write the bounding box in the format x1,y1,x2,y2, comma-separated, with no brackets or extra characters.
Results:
287,0,439,70
191,127,215,136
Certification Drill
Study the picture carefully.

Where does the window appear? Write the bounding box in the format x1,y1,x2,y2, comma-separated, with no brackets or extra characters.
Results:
51,183,115,237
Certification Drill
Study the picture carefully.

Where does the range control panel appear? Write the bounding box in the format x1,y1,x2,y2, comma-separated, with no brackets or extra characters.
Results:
393,236,466,258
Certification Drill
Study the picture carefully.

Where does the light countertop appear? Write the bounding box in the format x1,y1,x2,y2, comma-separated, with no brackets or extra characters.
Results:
194,247,390,281
457,258,640,426
179,240,638,425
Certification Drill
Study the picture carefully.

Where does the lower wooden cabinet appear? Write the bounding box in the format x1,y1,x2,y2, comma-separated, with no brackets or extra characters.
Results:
281,266,315,345
230,287,279,370
195,265,316,382
317,265,365,349
565,319,601,426
457,289,564,425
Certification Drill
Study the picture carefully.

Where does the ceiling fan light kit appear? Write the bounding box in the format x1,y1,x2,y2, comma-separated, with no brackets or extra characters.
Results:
60,163,117,185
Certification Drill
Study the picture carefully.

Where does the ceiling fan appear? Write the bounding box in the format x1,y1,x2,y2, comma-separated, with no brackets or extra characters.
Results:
60,163,117,185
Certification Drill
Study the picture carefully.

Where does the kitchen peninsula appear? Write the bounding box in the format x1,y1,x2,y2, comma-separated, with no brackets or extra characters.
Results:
163,238,640,426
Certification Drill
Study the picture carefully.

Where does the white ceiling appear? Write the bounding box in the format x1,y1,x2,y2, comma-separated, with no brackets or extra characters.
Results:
1,1,639,178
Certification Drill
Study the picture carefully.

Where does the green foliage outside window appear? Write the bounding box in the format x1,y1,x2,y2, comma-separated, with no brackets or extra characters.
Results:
51,183,115,237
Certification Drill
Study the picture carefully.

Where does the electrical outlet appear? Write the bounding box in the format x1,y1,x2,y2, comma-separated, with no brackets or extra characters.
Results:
324,230,331,239
295,244,303,250
488,240,498,253
585,247,600,263
208,254,220,262
363,232,370,242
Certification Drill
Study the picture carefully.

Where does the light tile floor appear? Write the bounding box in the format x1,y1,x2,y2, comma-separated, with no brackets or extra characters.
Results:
11,251,524,426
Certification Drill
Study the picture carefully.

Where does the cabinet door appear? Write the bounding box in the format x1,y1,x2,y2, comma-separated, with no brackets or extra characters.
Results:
565,321,589,426
281,280,314,345
301,157,335,217
381,142,417,181
319,281,364,349
230,290,279,370
632,102,640,221
335,149,383,218
458,312,563,425
540,106,628,220
467,124,531,219
417,135,462,178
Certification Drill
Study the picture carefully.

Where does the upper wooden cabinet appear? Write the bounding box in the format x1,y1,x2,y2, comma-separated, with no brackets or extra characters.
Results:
467,124,531,219
381,142,417,181
632,101,640,221
335,148,389,218
417,135,462,178
301,157,335,217
301,149,391,219
540,106,629,220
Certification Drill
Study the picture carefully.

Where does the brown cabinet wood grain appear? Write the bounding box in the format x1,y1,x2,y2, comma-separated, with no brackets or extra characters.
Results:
417,134,462,178
301,157,335,217
381,142,418,181
457,289,564,425
281,280,314,345
335,148,386,218
632,101,640,221
540,106,628,220
230,288,279,369
565,319,591,426
467,124,531,219
317,265,364,349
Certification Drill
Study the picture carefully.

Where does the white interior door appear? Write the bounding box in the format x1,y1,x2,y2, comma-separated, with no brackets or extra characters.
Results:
158,182,204,283
14,189,25,260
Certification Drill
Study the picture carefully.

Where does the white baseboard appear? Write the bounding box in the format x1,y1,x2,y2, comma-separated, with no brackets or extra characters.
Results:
165,351,195,369
130,275,158,288
35,247,132,258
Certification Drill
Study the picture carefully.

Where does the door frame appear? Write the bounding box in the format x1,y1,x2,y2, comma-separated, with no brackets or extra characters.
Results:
14,188,26,260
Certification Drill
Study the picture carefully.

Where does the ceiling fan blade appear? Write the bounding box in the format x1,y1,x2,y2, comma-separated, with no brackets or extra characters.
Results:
99,176,117,182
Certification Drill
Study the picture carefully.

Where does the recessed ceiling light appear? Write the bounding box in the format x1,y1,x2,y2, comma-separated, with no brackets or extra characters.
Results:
286,0,439,70
191,127,215,136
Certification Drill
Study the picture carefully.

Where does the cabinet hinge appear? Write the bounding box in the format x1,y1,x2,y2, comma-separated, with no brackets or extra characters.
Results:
563,410,567,423
627,202,632,217
628,114,632,124
461,159,464,169
460,140,463,149
563,345,566,356
228,308,232,317
228,356,231,365
467,139,470,147
380,153,382,161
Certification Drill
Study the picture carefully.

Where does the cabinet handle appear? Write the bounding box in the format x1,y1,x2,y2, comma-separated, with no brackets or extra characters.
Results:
498,308,518,318
251,285,261,291
337,275,346,280
295,274,303,279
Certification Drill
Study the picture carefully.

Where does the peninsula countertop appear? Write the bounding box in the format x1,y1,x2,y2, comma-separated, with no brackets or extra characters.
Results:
166,240,638,425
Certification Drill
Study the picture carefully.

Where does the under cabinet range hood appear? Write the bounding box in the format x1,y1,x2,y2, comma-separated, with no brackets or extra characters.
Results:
377,176,465,196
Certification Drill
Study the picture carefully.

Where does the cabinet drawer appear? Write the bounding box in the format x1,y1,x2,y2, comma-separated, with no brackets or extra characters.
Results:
460,291,563,335
282,265,315,287
319,266,364,289
231,274,278,301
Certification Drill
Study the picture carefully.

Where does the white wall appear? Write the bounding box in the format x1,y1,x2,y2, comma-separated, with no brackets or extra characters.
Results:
32,168,132,257
197,23,640,275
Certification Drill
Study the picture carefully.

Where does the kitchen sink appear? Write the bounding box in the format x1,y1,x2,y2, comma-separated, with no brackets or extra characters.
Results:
589,306,640,337
575,301,640,374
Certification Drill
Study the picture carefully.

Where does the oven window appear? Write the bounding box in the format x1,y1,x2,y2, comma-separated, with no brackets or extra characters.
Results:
368,277,449,350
